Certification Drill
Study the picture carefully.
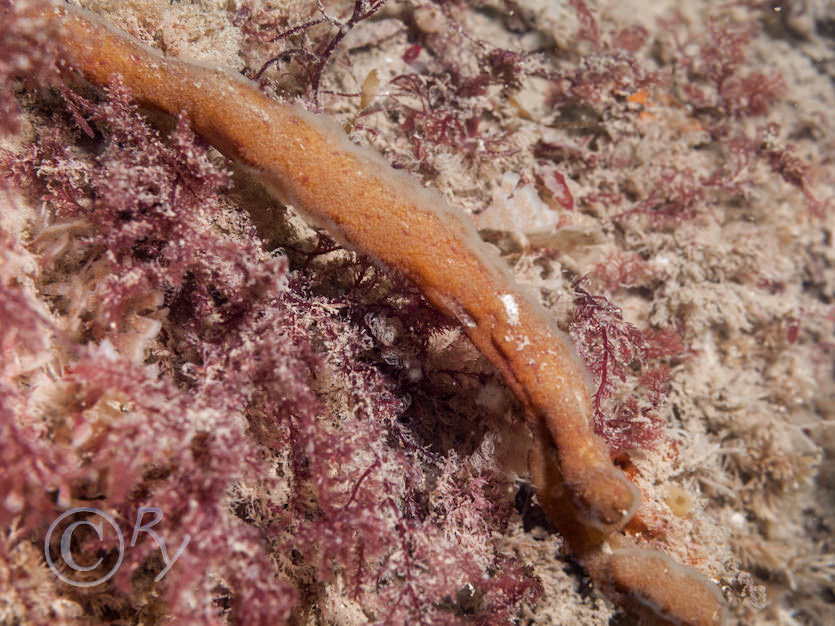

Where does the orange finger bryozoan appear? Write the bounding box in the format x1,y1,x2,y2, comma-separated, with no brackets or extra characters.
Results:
32,4,726,625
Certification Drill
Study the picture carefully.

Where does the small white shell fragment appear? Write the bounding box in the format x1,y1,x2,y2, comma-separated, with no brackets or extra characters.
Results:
501,294,519,325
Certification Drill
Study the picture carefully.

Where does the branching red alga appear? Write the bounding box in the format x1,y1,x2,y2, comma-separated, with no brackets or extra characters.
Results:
18,3,726,625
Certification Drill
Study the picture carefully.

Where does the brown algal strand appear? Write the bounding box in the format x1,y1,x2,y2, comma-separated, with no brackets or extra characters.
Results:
31,4,724,625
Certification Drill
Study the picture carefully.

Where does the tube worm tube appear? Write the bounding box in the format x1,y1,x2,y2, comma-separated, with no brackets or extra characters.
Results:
28,4,726,624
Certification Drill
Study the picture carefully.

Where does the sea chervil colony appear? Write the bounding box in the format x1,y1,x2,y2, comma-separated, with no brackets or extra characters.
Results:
2,1,832,625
